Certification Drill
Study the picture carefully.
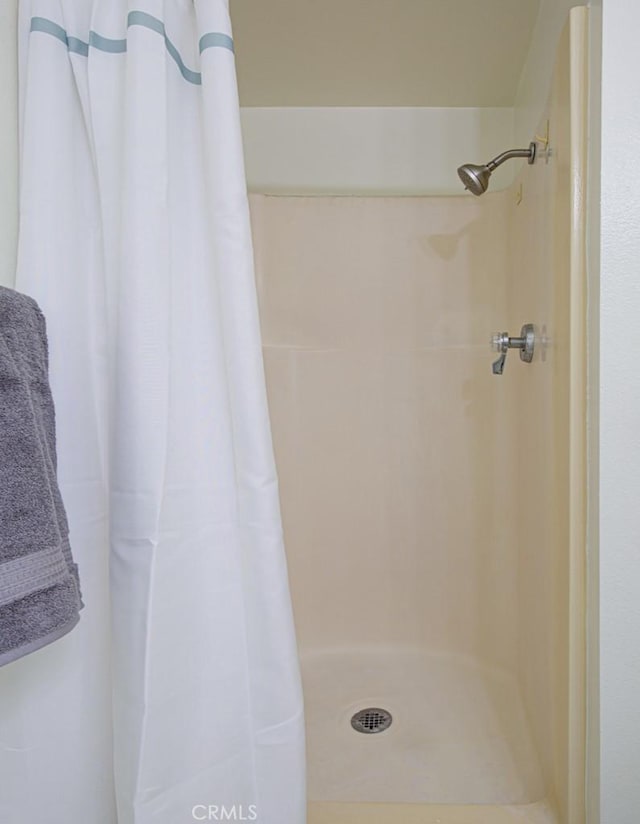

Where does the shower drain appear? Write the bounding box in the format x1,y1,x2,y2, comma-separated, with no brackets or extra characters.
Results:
350,707,393,734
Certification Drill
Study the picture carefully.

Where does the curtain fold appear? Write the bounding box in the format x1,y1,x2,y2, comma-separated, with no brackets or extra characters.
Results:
0,2,305,822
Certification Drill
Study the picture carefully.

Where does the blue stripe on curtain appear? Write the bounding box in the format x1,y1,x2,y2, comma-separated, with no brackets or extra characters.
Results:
30,13,234,86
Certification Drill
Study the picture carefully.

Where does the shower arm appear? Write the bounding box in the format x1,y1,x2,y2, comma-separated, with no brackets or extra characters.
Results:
486,143,537,172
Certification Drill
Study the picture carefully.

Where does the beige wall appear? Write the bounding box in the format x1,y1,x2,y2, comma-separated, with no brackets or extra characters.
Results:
232,0,540,108
237,3,596,197
514,0,585,147
508,10,587,823
251,191,519,673
0,2,18,288
585,2,601,822
232,0,536,195
241,107,515,196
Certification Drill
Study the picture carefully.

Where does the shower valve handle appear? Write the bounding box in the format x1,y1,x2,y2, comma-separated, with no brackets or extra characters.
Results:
491,324,535,375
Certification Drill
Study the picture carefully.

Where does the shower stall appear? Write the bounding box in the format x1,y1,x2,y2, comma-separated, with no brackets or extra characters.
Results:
250,8,587,824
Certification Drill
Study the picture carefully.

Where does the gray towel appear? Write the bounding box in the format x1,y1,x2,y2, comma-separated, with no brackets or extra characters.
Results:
0,286,82,666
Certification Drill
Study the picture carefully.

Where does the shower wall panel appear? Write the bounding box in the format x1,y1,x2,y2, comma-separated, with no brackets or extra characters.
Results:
250,193,519,673
507,10,588,824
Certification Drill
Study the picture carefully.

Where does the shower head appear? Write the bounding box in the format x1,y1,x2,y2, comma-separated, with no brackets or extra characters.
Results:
457,141,537,196
457,163,492,196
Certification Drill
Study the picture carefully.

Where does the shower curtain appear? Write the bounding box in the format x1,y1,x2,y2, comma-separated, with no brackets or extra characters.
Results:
0,2,305,823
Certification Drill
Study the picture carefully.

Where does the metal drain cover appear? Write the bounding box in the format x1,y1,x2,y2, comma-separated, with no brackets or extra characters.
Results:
350,707,392,734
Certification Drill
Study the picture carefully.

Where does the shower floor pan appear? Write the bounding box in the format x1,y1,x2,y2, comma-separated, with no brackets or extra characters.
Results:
302,648,556,823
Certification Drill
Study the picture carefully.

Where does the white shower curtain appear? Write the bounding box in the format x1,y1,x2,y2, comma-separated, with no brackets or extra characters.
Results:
0,2,305,823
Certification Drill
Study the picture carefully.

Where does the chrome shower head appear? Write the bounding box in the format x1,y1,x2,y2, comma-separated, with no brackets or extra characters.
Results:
457,163,492,196
457,141,537,196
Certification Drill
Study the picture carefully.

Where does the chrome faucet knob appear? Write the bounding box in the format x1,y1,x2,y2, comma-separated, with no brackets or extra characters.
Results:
490,324,535,375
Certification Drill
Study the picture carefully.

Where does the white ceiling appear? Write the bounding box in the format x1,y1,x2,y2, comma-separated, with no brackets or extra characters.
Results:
231,0,542,108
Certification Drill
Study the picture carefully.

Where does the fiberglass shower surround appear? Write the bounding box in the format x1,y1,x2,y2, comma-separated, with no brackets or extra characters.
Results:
0,3,305,823
250,13,590,811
